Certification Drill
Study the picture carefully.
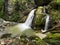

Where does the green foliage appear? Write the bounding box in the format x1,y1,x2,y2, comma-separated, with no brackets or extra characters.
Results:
44,33,60,45
0,0,35,22
50,10,60,21
9,0,35,22
0,0,4,18
14,0,20,12
46,0,60,22
9,12,22,22
15,0,35,12
50,1,60,10
0,0,4,11
46,33,60,39
48,0,60,25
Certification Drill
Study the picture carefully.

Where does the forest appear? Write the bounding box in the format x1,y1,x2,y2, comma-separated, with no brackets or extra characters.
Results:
0,0,60,45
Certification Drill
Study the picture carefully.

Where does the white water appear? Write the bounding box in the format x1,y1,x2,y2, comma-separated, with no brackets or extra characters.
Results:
25,9,36,26
44,14,50,32
41,14,50,32
41,7,50,32
18,9,36,31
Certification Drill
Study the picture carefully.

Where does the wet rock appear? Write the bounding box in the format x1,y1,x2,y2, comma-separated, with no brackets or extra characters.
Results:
0,18,18,37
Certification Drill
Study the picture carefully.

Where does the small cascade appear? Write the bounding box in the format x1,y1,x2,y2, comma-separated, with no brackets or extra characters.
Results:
42,14,50,32
41,6,50,32
18,9,36,31
44,14,50,31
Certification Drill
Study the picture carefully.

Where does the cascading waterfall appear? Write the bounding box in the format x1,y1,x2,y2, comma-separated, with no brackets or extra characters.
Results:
0,9,36,37
18,9,36,31
25,9,36,27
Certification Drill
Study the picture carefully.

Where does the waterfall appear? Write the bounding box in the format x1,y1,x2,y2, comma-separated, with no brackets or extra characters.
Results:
25,9,36,26
41,6,50,32
41,14,50,32
44,14,50,31
18,9,36,31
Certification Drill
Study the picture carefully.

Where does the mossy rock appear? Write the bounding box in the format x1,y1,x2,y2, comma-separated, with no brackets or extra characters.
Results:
33,6,46,28
8,35,47,45
44,33,60,45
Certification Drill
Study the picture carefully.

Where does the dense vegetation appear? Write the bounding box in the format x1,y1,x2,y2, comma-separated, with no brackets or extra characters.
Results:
0,0,60,45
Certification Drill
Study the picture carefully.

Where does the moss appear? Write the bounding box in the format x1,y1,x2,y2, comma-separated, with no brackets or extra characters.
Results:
34,6,46,26
5,25,21,37
49,0,60,20
44,33,60,45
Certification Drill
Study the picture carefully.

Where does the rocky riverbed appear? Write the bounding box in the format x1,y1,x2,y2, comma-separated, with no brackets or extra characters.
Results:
0,18,60,45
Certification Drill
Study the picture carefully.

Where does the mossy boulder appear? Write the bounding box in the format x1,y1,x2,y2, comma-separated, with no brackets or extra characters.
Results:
33,6,46,29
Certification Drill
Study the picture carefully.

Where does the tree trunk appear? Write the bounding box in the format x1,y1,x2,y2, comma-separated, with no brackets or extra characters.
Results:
8,0,13,15
4,0,13,16
4,0,8,15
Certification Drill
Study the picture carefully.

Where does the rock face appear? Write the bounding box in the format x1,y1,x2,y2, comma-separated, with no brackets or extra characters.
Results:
0,18,17,31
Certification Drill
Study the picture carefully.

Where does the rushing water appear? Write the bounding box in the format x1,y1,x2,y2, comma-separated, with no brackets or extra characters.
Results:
18,9,36,31
25,9,36,27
